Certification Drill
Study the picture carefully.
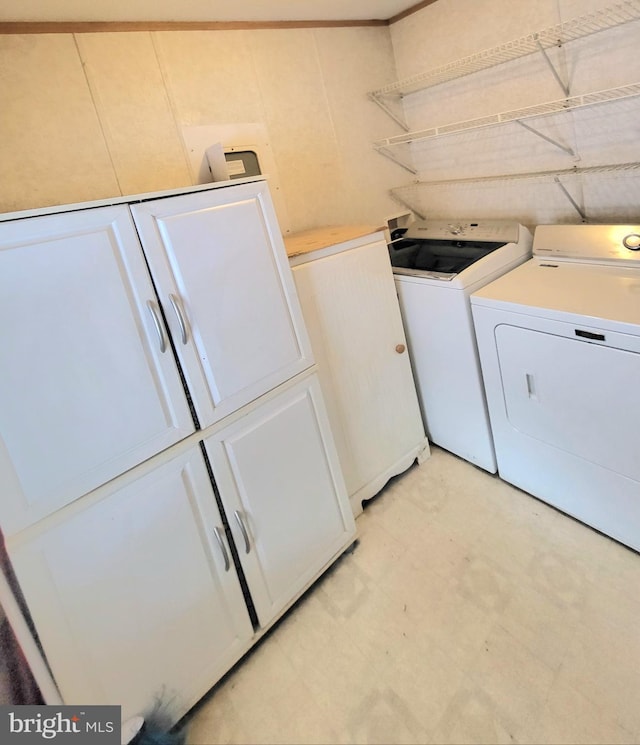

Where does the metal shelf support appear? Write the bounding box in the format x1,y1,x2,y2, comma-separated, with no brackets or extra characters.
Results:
374,145,417,175
554,175,587,221
534,37,570,97
515,120,575,157
367,92,409,132
390,191,426,221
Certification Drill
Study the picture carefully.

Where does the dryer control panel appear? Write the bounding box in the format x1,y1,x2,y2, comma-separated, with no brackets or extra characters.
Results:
534,224,640,265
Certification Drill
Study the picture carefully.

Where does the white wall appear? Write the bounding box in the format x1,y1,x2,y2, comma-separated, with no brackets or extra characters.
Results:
0,27,404,233
388,0,640,228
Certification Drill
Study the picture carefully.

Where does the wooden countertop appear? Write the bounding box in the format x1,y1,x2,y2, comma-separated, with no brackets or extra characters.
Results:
284,224,383,258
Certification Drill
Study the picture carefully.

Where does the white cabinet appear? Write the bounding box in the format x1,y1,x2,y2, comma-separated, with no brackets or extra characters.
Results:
8,445,254,721
0,179,355,724
7,371,353,723
288,230,429,515
132,181,313,427
204,374,354,625
0,181,313,536
0,205,194,535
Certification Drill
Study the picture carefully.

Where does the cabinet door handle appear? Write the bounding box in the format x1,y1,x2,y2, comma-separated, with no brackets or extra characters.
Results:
169,293,189,345
234,510,251,554
146,300,167,353
396,344,406,354
213,526,230,571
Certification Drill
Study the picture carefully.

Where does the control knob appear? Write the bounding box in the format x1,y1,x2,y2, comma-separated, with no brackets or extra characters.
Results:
622,234,640,251
447,223,465,235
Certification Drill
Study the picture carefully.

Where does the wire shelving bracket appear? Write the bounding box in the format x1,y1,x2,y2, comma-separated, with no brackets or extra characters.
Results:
515,120,575,157
553,176,587,221
367,92,409,132
375,145,417,174
389,191,426,221
534,37,570,98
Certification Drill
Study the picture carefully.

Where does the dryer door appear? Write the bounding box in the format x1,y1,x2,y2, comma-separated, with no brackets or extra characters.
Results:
495,324,640,482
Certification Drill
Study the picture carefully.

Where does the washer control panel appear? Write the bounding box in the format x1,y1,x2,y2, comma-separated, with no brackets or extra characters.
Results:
405,220,520,244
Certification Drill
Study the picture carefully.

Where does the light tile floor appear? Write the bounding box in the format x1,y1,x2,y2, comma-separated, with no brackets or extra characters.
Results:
184,447,640,744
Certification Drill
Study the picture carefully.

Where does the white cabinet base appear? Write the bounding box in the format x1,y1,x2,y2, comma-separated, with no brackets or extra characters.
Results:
5,370,356,724
7,445,255,722
349,440,430,517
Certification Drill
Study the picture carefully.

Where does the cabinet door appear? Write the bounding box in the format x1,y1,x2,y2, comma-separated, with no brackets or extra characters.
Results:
131,181,313,427
292,238,426,498
7,446,254,722
203,374,355,627
0,206,194,535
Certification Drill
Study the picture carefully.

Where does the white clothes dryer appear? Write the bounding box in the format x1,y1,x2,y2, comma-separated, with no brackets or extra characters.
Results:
471,224,640,551
390,220,532,472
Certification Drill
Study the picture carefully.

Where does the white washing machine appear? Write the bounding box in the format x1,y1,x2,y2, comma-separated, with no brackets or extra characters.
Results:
390,220,532,472
471,224,640,551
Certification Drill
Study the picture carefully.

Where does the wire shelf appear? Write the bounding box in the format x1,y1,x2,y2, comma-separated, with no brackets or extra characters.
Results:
373,83,640,147
390,162,640,191
370,0,640,98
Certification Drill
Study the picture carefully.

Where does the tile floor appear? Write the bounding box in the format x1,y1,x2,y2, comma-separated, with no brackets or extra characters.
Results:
184,447,640,744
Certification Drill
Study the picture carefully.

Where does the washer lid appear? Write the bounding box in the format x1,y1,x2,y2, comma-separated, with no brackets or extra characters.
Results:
389,220,524,281
471,258,640,332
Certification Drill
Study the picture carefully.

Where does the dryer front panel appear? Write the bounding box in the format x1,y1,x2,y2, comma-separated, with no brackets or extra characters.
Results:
495,324,640,483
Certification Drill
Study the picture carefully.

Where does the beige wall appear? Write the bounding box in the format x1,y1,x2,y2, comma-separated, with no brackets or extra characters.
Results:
3,2,638,232
0,26,404,233
388,0,640,227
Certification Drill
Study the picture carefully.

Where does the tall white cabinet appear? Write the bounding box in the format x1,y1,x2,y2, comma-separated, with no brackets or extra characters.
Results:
288,229,429,515
0,179,355,724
